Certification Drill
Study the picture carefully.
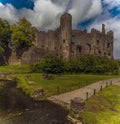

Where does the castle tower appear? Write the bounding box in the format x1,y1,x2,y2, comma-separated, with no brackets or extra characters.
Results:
110,31,114,58
60,13,72,60
106,31,114,58
102,24,106,34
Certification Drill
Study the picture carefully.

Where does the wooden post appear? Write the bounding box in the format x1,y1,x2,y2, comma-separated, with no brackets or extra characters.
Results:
94,89,96,95
106,82,108,87
86,92,88,100
100,85,102,91
110,80,112,85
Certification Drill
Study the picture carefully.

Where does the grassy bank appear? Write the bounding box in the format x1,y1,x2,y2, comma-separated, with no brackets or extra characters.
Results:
0,65,120,99
14,73,120,98
79,85,120,124
0,65,31,73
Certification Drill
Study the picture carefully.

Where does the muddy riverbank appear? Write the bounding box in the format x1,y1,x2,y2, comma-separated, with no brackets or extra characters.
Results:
0,79,69,124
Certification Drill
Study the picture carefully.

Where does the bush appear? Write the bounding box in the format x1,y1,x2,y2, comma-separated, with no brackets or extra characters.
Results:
30,60,45,73
31,57,65,74
31,56,119,75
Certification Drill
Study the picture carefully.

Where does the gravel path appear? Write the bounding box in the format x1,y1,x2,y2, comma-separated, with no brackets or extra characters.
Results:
48,78,120,108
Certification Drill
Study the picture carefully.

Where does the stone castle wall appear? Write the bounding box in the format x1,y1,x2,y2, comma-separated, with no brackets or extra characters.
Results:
71,28,113,58
21,13,113,64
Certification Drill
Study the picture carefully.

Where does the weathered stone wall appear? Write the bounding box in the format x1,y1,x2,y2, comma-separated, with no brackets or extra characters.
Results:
9,49,21,65
71,97,85,114
20,13,114,64
21,47,55,64
71,30,92,58
33,28,60,52
71,26,113,59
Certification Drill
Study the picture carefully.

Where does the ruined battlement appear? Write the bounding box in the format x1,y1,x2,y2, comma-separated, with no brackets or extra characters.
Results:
21,13,113,64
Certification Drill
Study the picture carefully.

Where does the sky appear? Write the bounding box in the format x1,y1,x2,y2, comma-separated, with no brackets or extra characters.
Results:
0,0,120,58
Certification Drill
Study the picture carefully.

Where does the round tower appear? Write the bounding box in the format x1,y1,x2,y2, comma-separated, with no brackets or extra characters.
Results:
102,24,106,34
60,13,72,60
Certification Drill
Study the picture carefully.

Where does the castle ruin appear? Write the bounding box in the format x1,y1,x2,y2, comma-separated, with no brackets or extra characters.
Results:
21,13,113,64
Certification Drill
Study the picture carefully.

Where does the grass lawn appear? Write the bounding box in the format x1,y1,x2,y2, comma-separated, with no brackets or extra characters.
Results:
13,73,120,98
79,85,120,124
0,65,31,73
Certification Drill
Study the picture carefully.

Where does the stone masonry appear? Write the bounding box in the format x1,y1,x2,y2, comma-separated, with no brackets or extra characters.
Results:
21,13,114,64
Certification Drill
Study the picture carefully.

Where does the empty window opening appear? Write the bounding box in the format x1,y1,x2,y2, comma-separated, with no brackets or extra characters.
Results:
71,41,75,44
71,51,74,53
98,50,101,54
107,43,110,48
77,46,82,53
63,40,65,43
108,53,111,56
41,45,44,48
72,35,76,41
97,40,99,45
86,43,91,51
87,43,91,47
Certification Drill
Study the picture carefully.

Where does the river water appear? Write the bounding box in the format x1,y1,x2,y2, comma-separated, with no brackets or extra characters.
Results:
0,80,69,124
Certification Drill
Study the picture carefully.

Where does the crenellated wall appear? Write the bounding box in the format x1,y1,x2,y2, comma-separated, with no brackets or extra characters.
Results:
21,13,114,64
70,26,113,59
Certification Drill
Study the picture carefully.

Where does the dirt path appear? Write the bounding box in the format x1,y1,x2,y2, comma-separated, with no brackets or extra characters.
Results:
48,78,120,108
0,80,69,124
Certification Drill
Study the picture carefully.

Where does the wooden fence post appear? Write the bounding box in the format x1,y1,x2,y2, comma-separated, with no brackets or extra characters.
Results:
110,80,112,85
106,82,108,87
86,92,88,100
100,85,102,91
94,89,96,95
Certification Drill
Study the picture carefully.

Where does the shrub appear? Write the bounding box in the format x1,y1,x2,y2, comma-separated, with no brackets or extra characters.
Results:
31,56,119,75
31,57,65,74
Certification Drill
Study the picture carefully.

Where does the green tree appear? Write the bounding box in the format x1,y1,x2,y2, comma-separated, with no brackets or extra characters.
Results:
31,57,65,74
31,56,119,75
0,18,11,65
11,17,34,57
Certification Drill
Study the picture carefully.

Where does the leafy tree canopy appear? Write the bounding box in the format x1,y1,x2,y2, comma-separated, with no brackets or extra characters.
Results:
11,17,34,50
0,18,10,54
31,57,65,74
31,56,120,75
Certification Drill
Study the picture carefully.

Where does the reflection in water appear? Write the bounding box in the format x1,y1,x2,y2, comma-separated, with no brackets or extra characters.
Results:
0,80,69,124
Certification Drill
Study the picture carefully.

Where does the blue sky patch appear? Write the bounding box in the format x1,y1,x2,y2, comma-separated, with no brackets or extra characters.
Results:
0,0,34,9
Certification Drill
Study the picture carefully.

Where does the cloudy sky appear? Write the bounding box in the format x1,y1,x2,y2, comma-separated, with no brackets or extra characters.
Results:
0,0,120,58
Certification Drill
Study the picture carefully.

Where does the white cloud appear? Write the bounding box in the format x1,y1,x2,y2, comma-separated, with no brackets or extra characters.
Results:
85,0,102,19
103,0,120,9
68,0,102,26
0,3,18,23
0,0,120,58
0,0,102,30
31,0,64,30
